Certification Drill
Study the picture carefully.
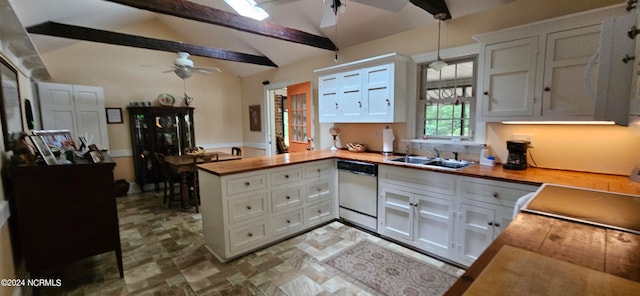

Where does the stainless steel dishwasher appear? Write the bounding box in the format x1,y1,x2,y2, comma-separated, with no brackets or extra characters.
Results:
337,160,378,231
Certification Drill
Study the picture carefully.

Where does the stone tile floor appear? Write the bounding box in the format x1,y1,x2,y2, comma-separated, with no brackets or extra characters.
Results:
36,192,464,295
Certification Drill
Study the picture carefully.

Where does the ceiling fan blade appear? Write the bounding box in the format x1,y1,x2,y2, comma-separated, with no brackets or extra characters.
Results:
351,0,408,12
193,66,221,73
320,5,337,28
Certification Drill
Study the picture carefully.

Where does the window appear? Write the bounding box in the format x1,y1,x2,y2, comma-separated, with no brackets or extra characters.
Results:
418,57,476,140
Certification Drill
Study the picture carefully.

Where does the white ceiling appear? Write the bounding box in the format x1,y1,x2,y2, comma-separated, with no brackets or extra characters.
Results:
7,0,513,77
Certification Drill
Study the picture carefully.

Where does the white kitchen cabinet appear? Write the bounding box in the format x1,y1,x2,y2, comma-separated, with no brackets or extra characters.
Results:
476,7,625,122
37,82,110,149
454,203,513,266
316,53,408,123
377,164,538,266
199,159,336,262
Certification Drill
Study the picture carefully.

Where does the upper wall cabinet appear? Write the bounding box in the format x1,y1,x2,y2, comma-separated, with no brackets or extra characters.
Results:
315,53,408,123
474,5,630,122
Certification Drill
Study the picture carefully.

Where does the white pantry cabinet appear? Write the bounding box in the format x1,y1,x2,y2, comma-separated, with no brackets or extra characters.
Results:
475,6,625,122
377,165,538,266
198,159,337,262
316,53,408,123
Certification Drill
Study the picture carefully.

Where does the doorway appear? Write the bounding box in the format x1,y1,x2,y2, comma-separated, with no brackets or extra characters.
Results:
263,81,313,156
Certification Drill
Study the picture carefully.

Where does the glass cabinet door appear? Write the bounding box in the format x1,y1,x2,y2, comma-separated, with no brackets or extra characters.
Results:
154,115,180,155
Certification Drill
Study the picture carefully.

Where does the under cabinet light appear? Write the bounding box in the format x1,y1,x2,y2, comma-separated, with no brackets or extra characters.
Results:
502,121,616,125
224,0,269,21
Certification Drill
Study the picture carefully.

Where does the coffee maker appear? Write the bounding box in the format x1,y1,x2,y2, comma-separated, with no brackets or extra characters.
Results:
503,140,529,170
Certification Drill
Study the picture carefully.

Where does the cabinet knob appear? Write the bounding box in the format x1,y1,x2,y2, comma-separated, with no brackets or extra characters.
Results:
247,232,253,237
286,195,290,200
317,187,322,192
495,223,501,227
628,25,640,39
335,102,339,109
284,174,289,178
386,99,390,106
488,221,493,226
623,54,635,64
246,205,252,210
358,101,362,108
492,192,499,198
286,219,291,224
544,86,551,91
317,209,322,213
244,182,250,186
483,91,489,95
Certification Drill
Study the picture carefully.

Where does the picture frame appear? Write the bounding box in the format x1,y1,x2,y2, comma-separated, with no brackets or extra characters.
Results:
33,129,77,151
29,135,57,165
249,105,261,132
0,60,24,151
106,107,123,124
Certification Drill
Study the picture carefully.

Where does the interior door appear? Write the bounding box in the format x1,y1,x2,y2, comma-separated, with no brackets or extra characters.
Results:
287,81,312,152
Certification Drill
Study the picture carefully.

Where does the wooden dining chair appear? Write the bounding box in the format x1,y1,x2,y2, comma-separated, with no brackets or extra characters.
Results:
189,154,215,213
154,152,183,208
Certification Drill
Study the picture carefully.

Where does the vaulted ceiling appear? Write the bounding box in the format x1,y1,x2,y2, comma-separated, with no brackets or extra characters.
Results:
7,0,514,77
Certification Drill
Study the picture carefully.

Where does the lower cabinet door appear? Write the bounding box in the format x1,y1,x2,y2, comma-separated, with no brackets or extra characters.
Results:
455,203,496,266
272,209,304,237
378,184,414,242
414,194,455,259
228,221,268,256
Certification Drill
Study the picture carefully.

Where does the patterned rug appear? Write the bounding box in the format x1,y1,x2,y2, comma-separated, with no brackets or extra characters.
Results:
322,240,457,296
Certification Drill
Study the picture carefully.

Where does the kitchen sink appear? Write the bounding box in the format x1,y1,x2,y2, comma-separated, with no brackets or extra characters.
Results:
387,156,474,170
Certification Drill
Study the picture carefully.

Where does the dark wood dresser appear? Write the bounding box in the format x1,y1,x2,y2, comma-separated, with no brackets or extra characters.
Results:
8,159,123,278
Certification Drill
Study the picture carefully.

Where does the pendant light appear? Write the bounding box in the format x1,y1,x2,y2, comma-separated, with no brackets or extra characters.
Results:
429,13,448,71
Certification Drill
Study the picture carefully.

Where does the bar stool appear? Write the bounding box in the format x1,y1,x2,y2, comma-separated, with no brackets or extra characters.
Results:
189,153,216,213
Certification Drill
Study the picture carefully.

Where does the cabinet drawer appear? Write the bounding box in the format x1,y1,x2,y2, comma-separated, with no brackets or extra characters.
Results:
227,193,268,224
305,161,334,179
226,174,267,195
228,221,268,255
306,179,332,202
378,165,456,196
270,167,303,186
271,186,304,213
460,178,538,207
272,209,304,237
305,200,333,226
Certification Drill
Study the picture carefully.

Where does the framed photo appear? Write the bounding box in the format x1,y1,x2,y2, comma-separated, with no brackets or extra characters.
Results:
106,107,123,124
249,105,261,132
29,135,57,165
33,129,77,151
0,60,24,151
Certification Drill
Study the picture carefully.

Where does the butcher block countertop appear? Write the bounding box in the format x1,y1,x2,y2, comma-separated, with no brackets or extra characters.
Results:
198,149,640,195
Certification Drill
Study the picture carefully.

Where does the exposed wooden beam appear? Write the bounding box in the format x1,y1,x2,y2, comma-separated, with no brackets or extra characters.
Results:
104,0,337,51
27,21,278,67
409,0,452,20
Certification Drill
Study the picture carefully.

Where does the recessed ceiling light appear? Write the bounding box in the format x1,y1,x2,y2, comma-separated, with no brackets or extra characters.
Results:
224,0,269,21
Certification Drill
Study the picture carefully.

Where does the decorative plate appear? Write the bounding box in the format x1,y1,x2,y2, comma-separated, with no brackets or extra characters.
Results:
157,93,175,106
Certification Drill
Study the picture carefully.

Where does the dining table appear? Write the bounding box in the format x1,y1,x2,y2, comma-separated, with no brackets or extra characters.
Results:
163,151,241,209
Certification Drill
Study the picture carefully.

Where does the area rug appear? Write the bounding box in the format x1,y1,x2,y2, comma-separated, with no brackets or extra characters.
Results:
322,240,456,296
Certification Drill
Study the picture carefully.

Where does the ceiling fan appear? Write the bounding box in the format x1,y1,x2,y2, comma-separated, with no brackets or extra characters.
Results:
145,52,221,80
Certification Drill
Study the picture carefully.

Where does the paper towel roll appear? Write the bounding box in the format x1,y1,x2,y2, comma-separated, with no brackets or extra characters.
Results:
382,128,394,153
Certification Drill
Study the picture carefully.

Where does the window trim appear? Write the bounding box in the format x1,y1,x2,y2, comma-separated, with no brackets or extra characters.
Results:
411,43,483,142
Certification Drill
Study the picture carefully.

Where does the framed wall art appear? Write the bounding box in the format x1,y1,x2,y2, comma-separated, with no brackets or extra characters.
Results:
249,105,261,132
0,59,23,151
106,107,123,124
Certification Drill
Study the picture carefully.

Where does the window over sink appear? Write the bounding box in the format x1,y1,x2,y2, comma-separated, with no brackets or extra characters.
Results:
417,57,477,140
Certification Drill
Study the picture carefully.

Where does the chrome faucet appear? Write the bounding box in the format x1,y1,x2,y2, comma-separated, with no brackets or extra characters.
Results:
405,141,411,158
432,145,440,158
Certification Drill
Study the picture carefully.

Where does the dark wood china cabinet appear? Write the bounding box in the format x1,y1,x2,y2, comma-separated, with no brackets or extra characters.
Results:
127,107,195,190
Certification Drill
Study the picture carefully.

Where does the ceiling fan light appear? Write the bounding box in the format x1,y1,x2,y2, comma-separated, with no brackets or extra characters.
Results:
429,60,448,71
174,52,194,67
175,68,192,79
